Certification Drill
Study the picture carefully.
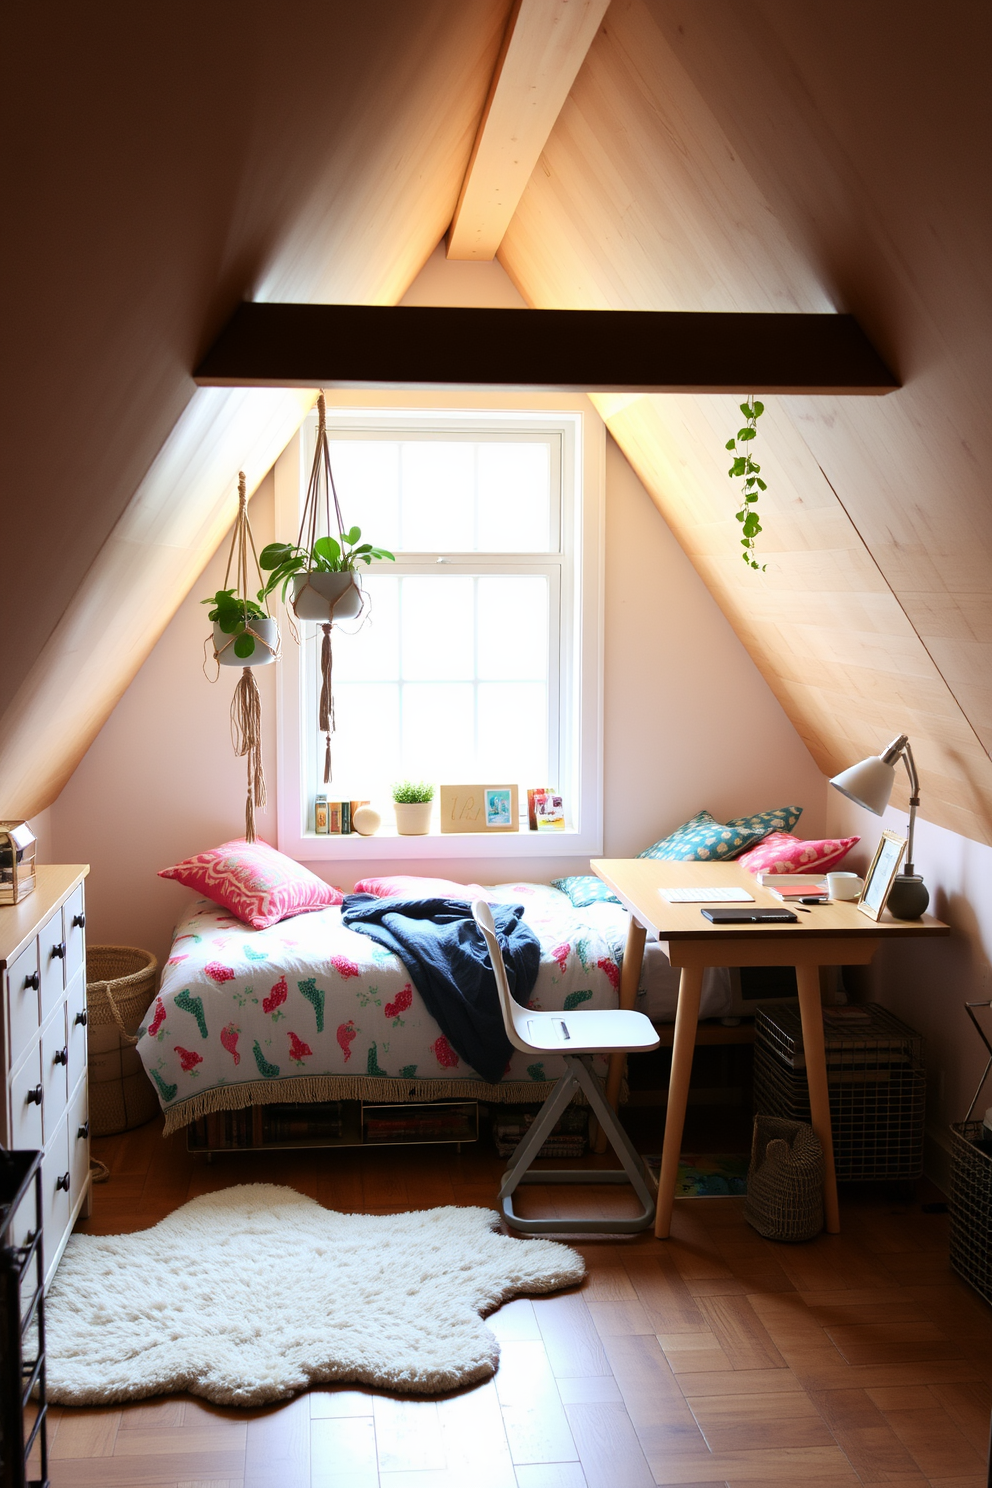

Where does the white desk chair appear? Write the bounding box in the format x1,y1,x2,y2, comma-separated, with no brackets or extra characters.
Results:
473,900,660,1234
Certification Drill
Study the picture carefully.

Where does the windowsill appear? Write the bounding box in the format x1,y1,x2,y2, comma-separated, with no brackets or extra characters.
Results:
286,827,601,862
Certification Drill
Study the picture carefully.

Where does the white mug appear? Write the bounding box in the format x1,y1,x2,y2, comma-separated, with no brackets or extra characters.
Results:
827,871,863,900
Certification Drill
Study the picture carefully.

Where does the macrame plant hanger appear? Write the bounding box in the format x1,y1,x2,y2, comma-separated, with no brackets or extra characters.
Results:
219,471,275,843
295,392,362,785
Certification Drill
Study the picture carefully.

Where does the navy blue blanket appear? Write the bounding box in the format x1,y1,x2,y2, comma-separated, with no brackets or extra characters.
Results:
340,896,540,1083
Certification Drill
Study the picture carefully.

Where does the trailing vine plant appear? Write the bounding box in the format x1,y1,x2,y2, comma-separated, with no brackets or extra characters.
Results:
725,398,767,571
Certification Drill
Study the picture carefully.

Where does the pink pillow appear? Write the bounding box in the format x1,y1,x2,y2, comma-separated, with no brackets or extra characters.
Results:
737,831,859,877
159,839,343,930
354,874,489,901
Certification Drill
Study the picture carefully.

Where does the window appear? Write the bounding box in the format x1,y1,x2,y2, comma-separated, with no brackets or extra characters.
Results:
275,396,604,861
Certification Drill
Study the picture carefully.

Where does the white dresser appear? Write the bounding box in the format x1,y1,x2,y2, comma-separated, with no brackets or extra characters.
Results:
1,865,90,1288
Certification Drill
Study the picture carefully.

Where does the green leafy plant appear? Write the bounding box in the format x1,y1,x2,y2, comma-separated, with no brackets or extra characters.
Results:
725,399,768,571
258,528,395,602
202,588,269,659
392,780,434,804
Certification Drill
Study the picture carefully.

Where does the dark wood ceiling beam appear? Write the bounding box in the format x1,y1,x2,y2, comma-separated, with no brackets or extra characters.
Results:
193,303,898,394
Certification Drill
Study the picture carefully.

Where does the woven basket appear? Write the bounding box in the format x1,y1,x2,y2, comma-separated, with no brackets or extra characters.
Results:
86,946,160,1136
744,1114,824,1242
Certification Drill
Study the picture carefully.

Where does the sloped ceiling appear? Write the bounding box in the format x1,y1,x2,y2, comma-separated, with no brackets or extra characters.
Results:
0,0,511,815
498,0,992,844
3,0,990,844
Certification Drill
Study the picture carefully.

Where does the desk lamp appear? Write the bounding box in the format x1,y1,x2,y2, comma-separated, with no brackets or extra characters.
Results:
829,733,929,919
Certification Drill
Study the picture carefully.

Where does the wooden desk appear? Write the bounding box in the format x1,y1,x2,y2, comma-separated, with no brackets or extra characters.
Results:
591,858,949,1238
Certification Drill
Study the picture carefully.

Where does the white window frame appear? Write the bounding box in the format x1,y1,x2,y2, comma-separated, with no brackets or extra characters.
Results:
274,391,604,862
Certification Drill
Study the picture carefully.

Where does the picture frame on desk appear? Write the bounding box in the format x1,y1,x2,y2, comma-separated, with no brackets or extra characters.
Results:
857,829,907,921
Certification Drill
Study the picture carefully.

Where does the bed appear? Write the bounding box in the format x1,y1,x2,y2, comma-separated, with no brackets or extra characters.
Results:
139,882,730,1134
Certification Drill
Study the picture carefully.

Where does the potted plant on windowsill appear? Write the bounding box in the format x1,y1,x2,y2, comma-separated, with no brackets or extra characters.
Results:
203,589,279,665
392,780,434,835
258,528,394,623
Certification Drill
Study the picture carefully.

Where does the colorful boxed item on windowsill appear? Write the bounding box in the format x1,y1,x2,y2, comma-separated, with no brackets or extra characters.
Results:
535,793,565,832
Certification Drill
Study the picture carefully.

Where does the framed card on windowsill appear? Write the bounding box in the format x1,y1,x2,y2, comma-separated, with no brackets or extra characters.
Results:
439,784,520,833
535,793,565,832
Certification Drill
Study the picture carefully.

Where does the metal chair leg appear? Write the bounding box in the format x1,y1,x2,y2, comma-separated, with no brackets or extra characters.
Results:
499,1055,658,1235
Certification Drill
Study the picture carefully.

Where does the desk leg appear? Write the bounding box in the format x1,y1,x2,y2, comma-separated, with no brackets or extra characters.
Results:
795,962,840,1234
654,964,702,1238
595,916,647,1155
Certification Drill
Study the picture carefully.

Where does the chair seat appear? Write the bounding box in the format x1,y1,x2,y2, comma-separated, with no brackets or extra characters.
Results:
521,1006,659,1054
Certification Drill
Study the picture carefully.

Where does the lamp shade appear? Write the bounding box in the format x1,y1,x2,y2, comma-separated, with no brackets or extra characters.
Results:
829,754,895,815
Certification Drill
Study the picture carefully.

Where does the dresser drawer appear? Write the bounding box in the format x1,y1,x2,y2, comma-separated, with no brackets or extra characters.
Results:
66,969,88,1088
9,1043,44,1150
69,1078,90,1211
6,939,41,1071
63,883,86,984
39,908,67,1022
40,1008,69,1141
42,1116,71,1271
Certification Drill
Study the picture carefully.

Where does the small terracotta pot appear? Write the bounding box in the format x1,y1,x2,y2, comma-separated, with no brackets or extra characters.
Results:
213,616,279,667
291,571,363,622
393,801,433,836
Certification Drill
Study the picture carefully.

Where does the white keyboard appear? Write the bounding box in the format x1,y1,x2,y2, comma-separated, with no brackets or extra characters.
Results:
661,886,755,904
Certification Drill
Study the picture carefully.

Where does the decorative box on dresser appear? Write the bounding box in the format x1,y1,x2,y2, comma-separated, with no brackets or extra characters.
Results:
0,866,90,1289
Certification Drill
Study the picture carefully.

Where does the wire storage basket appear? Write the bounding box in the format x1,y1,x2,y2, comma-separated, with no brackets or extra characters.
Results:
86,946,160,1135
754,1003,925,1182
949,1122,992,1306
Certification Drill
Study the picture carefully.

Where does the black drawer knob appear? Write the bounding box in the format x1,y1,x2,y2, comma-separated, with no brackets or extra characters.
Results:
26,1085,43,1106
56,1172,70,1193
25,971,40,992
77,1121,89,1140
52,941,66,960
75,1009,88,1027
54,1046,68,1067
72,912,86,929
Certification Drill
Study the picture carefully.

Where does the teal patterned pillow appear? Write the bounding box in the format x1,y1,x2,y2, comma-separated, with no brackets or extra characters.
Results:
552,875,622,908
725,804,803,838
637,810,766,862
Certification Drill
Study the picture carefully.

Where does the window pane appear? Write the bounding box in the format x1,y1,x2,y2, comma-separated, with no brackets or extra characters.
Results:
400,577,474,681
477,575,548,681
327,682,400,793
477,442,552,551
400,442,475,550
327,439,400,553
401,683,475,781
331,575,398,682
477,683,548,785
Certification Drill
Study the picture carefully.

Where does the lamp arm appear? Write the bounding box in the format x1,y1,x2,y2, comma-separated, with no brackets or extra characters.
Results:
899,742,920,874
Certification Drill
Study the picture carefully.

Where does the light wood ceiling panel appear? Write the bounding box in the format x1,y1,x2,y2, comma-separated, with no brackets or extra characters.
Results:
0,0,511,818
447,0,611,260
499,0,992,846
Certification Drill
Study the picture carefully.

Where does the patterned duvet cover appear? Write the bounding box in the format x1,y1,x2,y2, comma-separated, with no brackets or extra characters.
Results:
140,884,623,1133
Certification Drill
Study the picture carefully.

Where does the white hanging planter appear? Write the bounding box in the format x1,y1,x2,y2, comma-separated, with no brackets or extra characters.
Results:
291,571,363,623
213,616,280,667
394,801,433,836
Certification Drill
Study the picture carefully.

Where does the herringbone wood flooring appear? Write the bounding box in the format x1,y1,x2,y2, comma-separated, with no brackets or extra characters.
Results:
36,1115,992,1488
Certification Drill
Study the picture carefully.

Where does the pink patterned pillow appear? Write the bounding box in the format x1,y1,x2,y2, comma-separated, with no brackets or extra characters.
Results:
737,831,859,876
159,839,343,930
354,874,489,901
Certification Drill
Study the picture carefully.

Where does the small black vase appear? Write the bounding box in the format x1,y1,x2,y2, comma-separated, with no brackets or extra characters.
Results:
886,873,930,920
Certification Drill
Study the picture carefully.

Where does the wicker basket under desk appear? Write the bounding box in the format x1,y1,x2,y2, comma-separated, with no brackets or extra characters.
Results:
949,1122,992,1307
754,1003,925,1182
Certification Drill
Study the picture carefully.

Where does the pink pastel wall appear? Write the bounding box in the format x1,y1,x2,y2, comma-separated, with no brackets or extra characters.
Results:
826,791,992,1188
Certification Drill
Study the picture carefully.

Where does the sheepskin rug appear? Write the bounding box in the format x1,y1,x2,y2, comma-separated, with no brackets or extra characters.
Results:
44,1184,585,1407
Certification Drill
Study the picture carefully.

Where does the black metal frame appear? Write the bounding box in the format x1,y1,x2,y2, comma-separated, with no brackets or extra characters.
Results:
0,1151,48,1488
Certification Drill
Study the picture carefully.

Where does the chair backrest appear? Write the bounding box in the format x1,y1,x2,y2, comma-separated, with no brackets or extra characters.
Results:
472,899,535,1054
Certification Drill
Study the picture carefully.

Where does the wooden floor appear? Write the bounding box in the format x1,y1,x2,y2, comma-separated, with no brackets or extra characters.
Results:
38,1115,992,1488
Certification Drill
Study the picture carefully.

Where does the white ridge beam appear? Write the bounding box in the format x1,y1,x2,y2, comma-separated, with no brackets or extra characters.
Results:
447,0,611,261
